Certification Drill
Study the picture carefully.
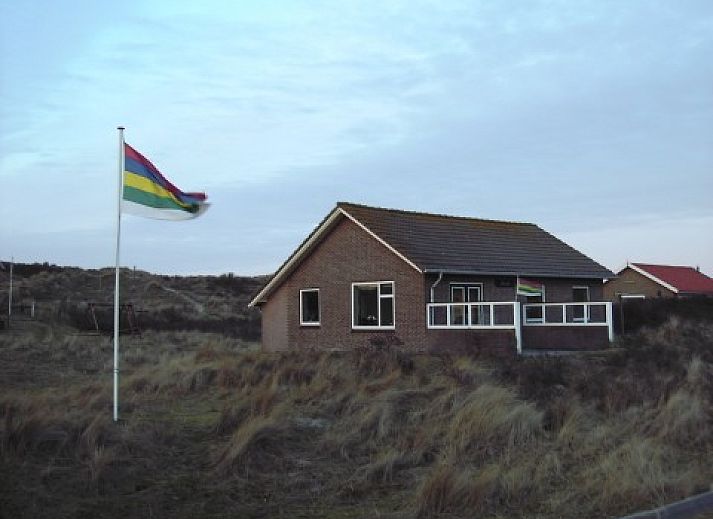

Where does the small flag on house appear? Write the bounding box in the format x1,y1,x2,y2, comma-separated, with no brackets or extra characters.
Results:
122,143,209,220
517,277,543,295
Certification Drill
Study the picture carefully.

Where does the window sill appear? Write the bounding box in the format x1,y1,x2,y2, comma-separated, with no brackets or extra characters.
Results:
351,326,396,332
300,323,321,327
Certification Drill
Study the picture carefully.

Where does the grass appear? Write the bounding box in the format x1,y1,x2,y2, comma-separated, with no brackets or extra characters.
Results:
1,316,712,518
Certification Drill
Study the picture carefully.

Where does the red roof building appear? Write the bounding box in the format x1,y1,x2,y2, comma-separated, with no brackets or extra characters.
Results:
604,262,713,299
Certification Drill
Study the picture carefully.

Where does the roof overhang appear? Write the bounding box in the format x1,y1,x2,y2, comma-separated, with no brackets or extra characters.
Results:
248,206,421,307
422,269,613,279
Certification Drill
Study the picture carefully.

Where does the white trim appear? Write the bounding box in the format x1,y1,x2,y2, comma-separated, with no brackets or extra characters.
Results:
426,302,518,328
299,288,320,327
248,206,421,307
514,304,522,354
572,286,590,322
339,209,422,273
352,281,396,330
522,322,609,327
426,301,523,355
572,286,590,301
628,264,679,294
449,282,484,303
248,208,342,307
521,302,611,327
620,293,646,299
523,290,545,323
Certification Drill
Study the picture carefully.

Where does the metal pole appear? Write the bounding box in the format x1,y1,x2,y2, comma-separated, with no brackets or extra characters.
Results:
114,127,125,422
7,257,12,329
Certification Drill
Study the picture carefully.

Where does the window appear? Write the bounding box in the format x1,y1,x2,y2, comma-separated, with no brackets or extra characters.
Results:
524,292,544,323
450,284,482,303
450,284,483,325
352,282,394,329
300,289,320,326
572,286,590,322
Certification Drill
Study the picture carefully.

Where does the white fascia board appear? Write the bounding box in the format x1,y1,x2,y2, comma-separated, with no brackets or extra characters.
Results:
248,206,422,307
628,264,679,294
339,208,422,273
248,208,343,307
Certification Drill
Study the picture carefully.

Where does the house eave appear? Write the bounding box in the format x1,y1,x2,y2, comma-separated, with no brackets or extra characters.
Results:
422,268,613,279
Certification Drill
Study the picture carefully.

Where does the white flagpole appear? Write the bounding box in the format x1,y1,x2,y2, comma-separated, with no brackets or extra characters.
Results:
113,126,125,422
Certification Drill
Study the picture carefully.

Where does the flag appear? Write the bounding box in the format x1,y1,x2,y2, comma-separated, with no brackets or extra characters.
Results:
122,143,208,220
517,277,543,295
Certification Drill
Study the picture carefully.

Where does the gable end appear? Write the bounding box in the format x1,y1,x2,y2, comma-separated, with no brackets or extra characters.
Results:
248,207,422,307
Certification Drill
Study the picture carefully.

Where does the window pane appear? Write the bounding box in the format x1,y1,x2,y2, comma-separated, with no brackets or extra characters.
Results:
526,306,543,321
380,282,393,295
572,288,589,321
450,304,466,325
354,285,378,326
467,287,481,302
380,297,394,326
301,290,319,323
573,288,589,302
526,294,543,304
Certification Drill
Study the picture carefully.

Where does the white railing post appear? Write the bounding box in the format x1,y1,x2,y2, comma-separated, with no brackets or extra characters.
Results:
606,302,614,342
489,303,494,326
514,302,522,354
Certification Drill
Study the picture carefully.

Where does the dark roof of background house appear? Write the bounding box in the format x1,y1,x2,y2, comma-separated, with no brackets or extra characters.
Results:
338,202,614,279
631,263,713,294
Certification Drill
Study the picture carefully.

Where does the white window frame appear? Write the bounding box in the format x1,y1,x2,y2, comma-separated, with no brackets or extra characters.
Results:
299,288,320,327
351,281,395,330
450,283,484,326
449,283,483,303
620,293,645,300
572,285,590,323
524,287,546,324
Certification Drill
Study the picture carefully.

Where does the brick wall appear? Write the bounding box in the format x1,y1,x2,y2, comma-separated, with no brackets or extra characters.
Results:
261,217,428,352
603,267,675,300
522,326,609,350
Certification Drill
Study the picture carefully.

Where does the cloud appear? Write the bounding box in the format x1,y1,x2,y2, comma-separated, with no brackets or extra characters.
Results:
1,0,711,275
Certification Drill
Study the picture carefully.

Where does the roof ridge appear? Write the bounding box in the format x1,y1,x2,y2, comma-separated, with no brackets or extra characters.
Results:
632,262,698,270
337,201,534,227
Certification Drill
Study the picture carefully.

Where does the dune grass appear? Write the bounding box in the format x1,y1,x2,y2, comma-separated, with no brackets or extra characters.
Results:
1,317,712,518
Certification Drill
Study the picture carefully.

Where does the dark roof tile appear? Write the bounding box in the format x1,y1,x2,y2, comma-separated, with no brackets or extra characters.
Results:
338,202,613,279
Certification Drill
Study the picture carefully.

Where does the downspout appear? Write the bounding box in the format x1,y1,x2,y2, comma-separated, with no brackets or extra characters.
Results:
429,271,444,303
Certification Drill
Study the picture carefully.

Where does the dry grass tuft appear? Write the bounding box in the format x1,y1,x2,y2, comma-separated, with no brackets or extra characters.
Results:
654,389,711,447
583,438,696,512
446,384,543,457
214,414,282,475
415,464,463,517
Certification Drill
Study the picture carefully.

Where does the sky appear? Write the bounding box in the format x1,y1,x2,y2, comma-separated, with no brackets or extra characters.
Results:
1,0,712,277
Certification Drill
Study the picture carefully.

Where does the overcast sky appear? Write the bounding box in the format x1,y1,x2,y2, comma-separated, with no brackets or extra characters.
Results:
1,0,712,276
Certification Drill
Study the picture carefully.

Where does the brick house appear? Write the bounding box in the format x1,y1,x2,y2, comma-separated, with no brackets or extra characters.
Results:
603,262,713,300
248,203,615,354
